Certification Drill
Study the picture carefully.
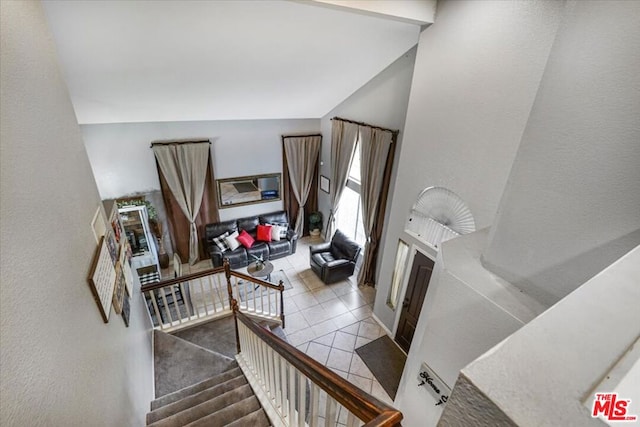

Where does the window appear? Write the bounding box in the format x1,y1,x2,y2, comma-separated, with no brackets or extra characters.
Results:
387,240,409,309
336,144,366,246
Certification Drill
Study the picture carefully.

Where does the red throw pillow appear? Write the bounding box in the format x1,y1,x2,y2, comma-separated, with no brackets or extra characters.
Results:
236,230,255,248
256,224,272,242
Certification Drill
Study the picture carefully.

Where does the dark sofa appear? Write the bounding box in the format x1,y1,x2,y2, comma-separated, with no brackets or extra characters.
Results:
204,211,298,269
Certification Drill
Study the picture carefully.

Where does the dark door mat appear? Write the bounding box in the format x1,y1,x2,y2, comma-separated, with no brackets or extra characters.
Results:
355,335,406,399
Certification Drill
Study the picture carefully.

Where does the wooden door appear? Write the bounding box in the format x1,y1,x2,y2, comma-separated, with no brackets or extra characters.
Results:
395,251,434,353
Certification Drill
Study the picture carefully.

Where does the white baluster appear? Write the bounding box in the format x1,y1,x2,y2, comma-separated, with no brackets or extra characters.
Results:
198,279,209,316
159,288,173,325
346,411,358,427
298,371,306,427
288,364,296,424
310,383,320,427
280,354,288,418
148,290,163,330
169,285,182,324
179,282,192,319
205,277,217,313
325,397,336,427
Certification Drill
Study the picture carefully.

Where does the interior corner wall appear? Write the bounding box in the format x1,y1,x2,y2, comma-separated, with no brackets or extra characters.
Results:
81,118,319,221
318,45,417,251
1,2,153,425
482,0,640,308
373,0,565,330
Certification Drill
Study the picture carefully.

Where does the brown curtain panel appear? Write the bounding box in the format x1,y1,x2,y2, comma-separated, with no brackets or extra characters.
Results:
282,136,320,237
359,133,397,287
157,153,219,262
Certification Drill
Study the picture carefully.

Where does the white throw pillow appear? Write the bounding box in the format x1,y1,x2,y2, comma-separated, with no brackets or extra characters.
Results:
270,225,282,241
225,231,241,251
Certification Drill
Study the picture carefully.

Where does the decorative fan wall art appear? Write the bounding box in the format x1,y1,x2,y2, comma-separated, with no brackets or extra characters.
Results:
406,187,475,248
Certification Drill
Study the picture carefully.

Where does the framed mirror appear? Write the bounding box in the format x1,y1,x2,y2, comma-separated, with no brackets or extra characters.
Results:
217,173,281,209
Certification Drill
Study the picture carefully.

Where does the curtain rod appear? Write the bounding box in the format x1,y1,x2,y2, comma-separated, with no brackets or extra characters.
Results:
331,117,399,135
281,133,323,139
150,139,210,148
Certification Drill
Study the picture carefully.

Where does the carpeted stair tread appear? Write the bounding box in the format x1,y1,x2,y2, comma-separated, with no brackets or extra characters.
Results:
173,316,238,358
225,408,271,427
183,395,262,427
147,384,255,427
150,365,241,411
146,375,248,424
154,330,236,398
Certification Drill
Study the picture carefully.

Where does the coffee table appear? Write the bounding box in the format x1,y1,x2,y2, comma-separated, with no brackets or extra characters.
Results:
247,260,274,282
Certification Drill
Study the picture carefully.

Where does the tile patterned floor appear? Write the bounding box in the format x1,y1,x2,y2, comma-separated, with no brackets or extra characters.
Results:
178,236,395,407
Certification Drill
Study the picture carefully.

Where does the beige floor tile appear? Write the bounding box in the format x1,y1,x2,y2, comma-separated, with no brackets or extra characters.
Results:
320,298,350,317
284,311,310,334
347,373,373,394
338,292,368,310
339,322,360,336
287,327,316,347
348,354,373,380
332,331,357,352
310,286,338,303
283,297,300,315
285,279,310,297
351,305,373,320
296,342,309,353
303,275,326,291
306,342,331,365
301,304,330,325
331,311,359,329
358,321,382,340
291,291,320,309
326,348,353,372
326,281,356,297
355,336,372,348
312,332,336,347
311,318,339,337
298,269,317,280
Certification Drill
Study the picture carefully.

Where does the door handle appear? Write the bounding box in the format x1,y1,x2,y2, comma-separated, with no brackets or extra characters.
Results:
402,298,409,308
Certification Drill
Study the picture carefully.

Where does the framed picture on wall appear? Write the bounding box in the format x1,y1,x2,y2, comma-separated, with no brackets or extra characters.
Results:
320,175,330,194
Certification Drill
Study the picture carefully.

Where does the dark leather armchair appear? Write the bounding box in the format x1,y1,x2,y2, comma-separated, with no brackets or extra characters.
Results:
309,229,361,284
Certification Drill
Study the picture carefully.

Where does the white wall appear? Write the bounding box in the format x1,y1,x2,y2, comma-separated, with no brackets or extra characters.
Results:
483,0,640,307
373,0,564,330
0,1,153,425
312,0,436,25
81,119,319,220
318,46,416,258
443,246,640,426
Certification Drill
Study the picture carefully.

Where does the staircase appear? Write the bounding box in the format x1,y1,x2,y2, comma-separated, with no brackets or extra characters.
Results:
146,362,270,426
148,315,280,426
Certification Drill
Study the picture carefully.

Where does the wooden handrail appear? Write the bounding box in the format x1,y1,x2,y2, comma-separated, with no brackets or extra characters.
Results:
363,411,403,427
234,309,402,425
140,267,224,292
140,265,284,293
231,270,284,291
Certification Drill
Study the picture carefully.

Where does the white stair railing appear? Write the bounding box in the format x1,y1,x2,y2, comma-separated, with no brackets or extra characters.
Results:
234,308,402,427
142,262,284,332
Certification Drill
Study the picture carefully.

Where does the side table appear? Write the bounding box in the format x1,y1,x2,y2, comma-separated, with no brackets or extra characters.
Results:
247,260,274,282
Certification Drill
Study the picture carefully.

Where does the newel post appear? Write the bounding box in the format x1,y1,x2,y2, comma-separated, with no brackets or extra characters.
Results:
224,259,233,306
278,280,285,329
231,298,241,354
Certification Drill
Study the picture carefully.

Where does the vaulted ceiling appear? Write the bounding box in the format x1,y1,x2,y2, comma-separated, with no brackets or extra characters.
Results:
42,0,425,124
